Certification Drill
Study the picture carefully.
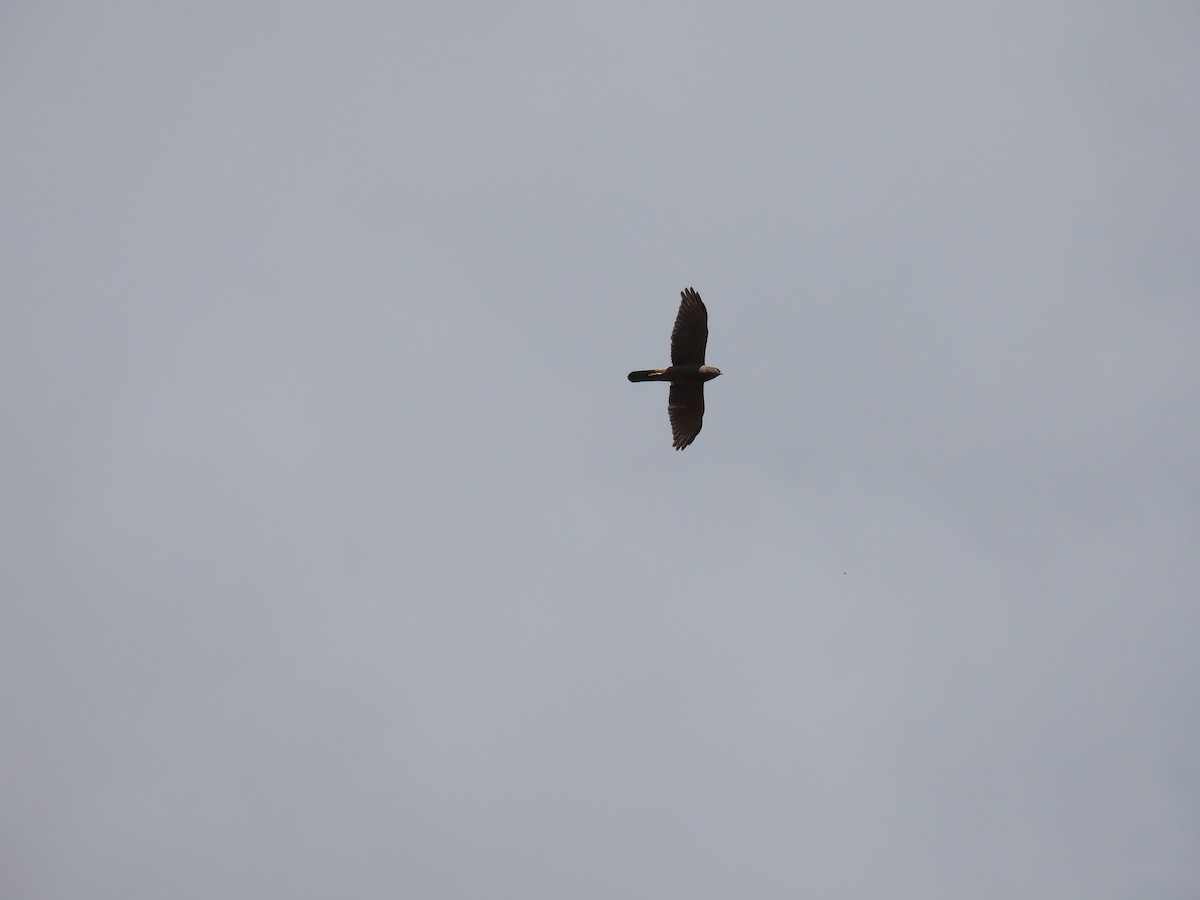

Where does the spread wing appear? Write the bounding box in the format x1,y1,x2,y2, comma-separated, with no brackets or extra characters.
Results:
670,288,708,365
668,383,705,450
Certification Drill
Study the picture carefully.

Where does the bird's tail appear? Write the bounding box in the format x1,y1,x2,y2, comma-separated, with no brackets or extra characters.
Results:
628,369,665,382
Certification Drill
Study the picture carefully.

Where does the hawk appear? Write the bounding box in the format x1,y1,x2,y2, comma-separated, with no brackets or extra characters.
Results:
628,287,722,450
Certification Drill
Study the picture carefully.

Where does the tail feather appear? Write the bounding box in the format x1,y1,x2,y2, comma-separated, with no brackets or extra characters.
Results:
628,369,664,382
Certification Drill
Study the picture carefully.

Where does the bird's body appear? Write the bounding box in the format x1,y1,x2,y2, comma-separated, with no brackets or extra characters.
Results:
627,365,722,383
627,288,721,450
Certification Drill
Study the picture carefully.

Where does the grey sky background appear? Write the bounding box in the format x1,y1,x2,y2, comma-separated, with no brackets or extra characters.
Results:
3,2,1199,897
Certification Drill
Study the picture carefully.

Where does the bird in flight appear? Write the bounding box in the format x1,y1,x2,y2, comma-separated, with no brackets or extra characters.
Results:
628,287,722,450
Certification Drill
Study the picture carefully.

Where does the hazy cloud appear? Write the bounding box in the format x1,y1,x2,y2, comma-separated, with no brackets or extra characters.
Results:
3,2,1198,897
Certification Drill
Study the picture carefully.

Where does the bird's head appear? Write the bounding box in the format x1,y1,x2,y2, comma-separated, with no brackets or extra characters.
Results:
700,366,722,381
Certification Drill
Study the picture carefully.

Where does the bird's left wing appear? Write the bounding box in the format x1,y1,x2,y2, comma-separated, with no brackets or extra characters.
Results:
668,383,705,450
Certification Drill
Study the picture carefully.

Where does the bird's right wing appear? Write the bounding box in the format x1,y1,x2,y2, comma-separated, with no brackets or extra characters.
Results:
670,288,708,365
668,383,705,450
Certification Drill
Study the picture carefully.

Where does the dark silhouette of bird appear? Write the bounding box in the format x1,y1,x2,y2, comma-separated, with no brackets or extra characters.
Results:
628,287,722,450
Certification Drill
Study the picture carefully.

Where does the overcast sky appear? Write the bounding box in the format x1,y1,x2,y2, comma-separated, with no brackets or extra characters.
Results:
3,2,1199,897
